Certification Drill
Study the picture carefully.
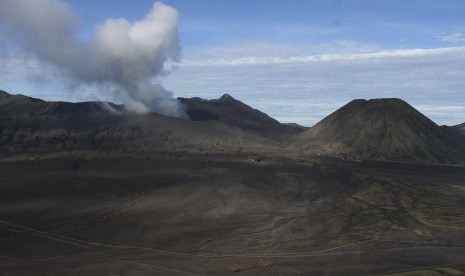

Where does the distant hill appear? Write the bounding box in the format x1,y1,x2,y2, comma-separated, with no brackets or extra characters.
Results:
0,90,125,119
291,98,465,164
283,123,309,130
179,94,303,139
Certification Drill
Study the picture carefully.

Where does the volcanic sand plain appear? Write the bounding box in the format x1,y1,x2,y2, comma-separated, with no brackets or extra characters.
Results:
1,152,465,275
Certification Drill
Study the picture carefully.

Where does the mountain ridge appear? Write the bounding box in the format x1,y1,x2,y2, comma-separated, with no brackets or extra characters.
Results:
179,93,303,139
1,90,464,164
0,90,282,154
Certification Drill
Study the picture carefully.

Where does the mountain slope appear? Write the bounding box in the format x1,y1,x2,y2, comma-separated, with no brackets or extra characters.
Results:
2,91,464,164
179,94,303,139
0,91,279,154
446,123,465,142
459,122,465,131
291,98,465,164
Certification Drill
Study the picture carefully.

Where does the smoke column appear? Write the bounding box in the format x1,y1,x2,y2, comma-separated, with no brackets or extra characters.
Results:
0,0,186,117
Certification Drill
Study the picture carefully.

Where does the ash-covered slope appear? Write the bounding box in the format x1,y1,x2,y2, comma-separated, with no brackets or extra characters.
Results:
0,90,278,154
179,94,303,139
458,123,465,131
446,123,465,142
458,123,465,138
291,98,465,164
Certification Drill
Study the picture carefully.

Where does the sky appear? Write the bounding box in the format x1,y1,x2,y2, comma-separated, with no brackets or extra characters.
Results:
1,0,465,126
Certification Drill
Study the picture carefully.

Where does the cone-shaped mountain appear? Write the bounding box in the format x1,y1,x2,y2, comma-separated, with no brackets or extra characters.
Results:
292,98,465,164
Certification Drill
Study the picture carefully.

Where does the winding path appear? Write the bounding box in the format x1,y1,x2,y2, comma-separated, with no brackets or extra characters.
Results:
2,219,465,259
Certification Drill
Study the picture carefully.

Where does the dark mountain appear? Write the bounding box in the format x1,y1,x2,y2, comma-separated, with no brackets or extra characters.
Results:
2,90,464,164
0,90,125,120
458,123,465,138
291,98,465,164
443,123,465,142
458,122,465,131
179,94,303,139
283,123,309,130
0,90,279,154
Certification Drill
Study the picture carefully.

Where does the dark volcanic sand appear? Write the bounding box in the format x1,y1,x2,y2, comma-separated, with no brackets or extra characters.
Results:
1,152,465,275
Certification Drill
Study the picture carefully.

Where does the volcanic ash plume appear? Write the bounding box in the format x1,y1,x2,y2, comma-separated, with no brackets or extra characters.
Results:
0,0,186,117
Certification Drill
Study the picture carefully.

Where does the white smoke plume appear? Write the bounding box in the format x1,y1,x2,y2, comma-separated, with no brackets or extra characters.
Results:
0,0,186,117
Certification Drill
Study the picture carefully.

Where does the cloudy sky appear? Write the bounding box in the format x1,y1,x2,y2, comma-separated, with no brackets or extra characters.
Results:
1,0,465,126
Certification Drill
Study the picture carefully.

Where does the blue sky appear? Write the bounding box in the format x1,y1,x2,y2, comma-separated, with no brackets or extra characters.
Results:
65,0,465,48
1,0,465,126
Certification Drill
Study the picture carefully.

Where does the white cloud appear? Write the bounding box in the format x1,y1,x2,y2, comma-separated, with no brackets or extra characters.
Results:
0,53,65,85
441,32,465,43
182,46,465,67
413,105,465,126
182,40,379,65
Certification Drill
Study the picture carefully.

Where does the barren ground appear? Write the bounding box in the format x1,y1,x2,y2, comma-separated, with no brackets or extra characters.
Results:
1,152,465,275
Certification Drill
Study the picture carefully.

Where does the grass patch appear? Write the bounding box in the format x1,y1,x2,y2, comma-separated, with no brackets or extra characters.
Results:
414,229,431,238
452,185,465,194
383,270,440,276
220,258,274,272
435,267,464,275
399,186,465,230
351,181,395,208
